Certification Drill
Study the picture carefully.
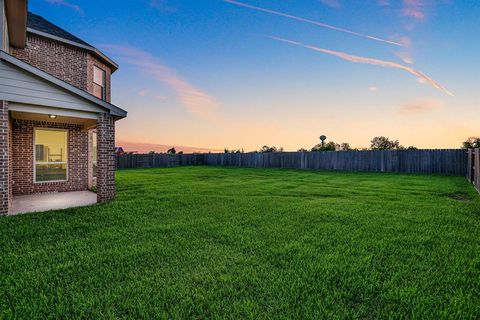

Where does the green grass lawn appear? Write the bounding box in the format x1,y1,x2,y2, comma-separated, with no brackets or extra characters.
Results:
1,167,480,319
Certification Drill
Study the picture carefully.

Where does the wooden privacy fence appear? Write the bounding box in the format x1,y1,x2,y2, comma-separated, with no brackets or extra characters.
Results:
467,149,480,192
203,149,467,175
117,149,468,176
115,153,204,169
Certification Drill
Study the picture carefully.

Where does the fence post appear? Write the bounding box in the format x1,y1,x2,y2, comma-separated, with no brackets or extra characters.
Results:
475,149,479,191
380,151,385,172
467,149,472,182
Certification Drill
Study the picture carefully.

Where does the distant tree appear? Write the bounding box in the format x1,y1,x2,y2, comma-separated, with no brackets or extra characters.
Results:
225,148,244,153
260,145,283,153
297,148,308,152
178,151,184,154
370,136,403,150
310,136,352,152
261,146,269,152
312,141,338,151
462,137,480,149
167,147,176,154
148,151,156,154
339,143,352,151
406,146,418,150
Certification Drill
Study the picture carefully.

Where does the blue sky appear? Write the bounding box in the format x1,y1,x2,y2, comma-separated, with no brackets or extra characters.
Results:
30,0,480,150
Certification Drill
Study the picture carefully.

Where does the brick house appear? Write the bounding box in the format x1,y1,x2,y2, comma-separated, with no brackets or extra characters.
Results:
0,0,127,214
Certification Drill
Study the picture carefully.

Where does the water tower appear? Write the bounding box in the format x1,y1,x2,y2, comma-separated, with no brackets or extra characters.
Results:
320,135,327,148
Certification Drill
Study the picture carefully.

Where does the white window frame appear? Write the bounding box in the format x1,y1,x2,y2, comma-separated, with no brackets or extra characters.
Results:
33,128,69,183
93,66,106,101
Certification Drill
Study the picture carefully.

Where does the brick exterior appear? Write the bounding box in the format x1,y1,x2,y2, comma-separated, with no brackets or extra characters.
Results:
10,33,112,101
11,34,88,90
97,114,115,203
0,101,9,215
12,119,88,195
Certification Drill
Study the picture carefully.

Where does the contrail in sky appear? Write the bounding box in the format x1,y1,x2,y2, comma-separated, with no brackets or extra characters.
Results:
269,36,453,96
224,0,403,47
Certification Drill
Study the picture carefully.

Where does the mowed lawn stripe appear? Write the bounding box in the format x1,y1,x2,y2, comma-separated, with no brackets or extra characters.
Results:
1,167,479,319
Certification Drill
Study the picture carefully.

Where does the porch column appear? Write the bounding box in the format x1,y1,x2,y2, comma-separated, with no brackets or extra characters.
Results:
97,113,115,203
0,101,9,214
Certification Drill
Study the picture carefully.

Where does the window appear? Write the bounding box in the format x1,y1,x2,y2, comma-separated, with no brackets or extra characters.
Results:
92,131,97,178
34,129,68,182
93,66,106,100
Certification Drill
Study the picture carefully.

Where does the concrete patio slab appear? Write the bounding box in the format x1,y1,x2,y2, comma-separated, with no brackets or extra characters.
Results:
9,191,97,215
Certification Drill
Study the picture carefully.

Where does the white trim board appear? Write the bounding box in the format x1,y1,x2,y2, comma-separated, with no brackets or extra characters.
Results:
9,102,99,120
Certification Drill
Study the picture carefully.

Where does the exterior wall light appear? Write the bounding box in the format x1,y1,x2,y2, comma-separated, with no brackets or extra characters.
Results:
49,114,57,119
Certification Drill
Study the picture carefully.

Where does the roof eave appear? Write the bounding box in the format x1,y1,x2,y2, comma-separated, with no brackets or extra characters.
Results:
0,51,127,118
26,27,119,73
5,0,27,48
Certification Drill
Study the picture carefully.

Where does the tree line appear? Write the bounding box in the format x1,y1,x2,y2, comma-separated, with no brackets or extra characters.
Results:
143,136,480,154
252,136,417,153
247,136,480,153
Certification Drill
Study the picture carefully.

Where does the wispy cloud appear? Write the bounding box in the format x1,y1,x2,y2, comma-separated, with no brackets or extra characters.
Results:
150,0,177,13
398,98,443,114
137,89,168,100
368,86,379,92
223,0,403,47
392,36,412,48
138,89,148,97
395,51,414,64
101,45,217,118
401,0,426,20
269,36,453,96
319,0,341,9
45,0,83,14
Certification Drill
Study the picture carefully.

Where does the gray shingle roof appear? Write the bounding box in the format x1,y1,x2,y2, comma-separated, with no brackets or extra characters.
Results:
27,12,92,48
26,12,118,71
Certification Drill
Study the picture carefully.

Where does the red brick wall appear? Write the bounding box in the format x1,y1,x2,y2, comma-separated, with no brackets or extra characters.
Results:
12,119,88,195
0,101,9,214
11,34,88,90
10,34,112,102
97,113,115,203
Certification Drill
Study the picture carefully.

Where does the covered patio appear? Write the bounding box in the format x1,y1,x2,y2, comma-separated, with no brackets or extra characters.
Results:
9,191,97,215
0,51,126,215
